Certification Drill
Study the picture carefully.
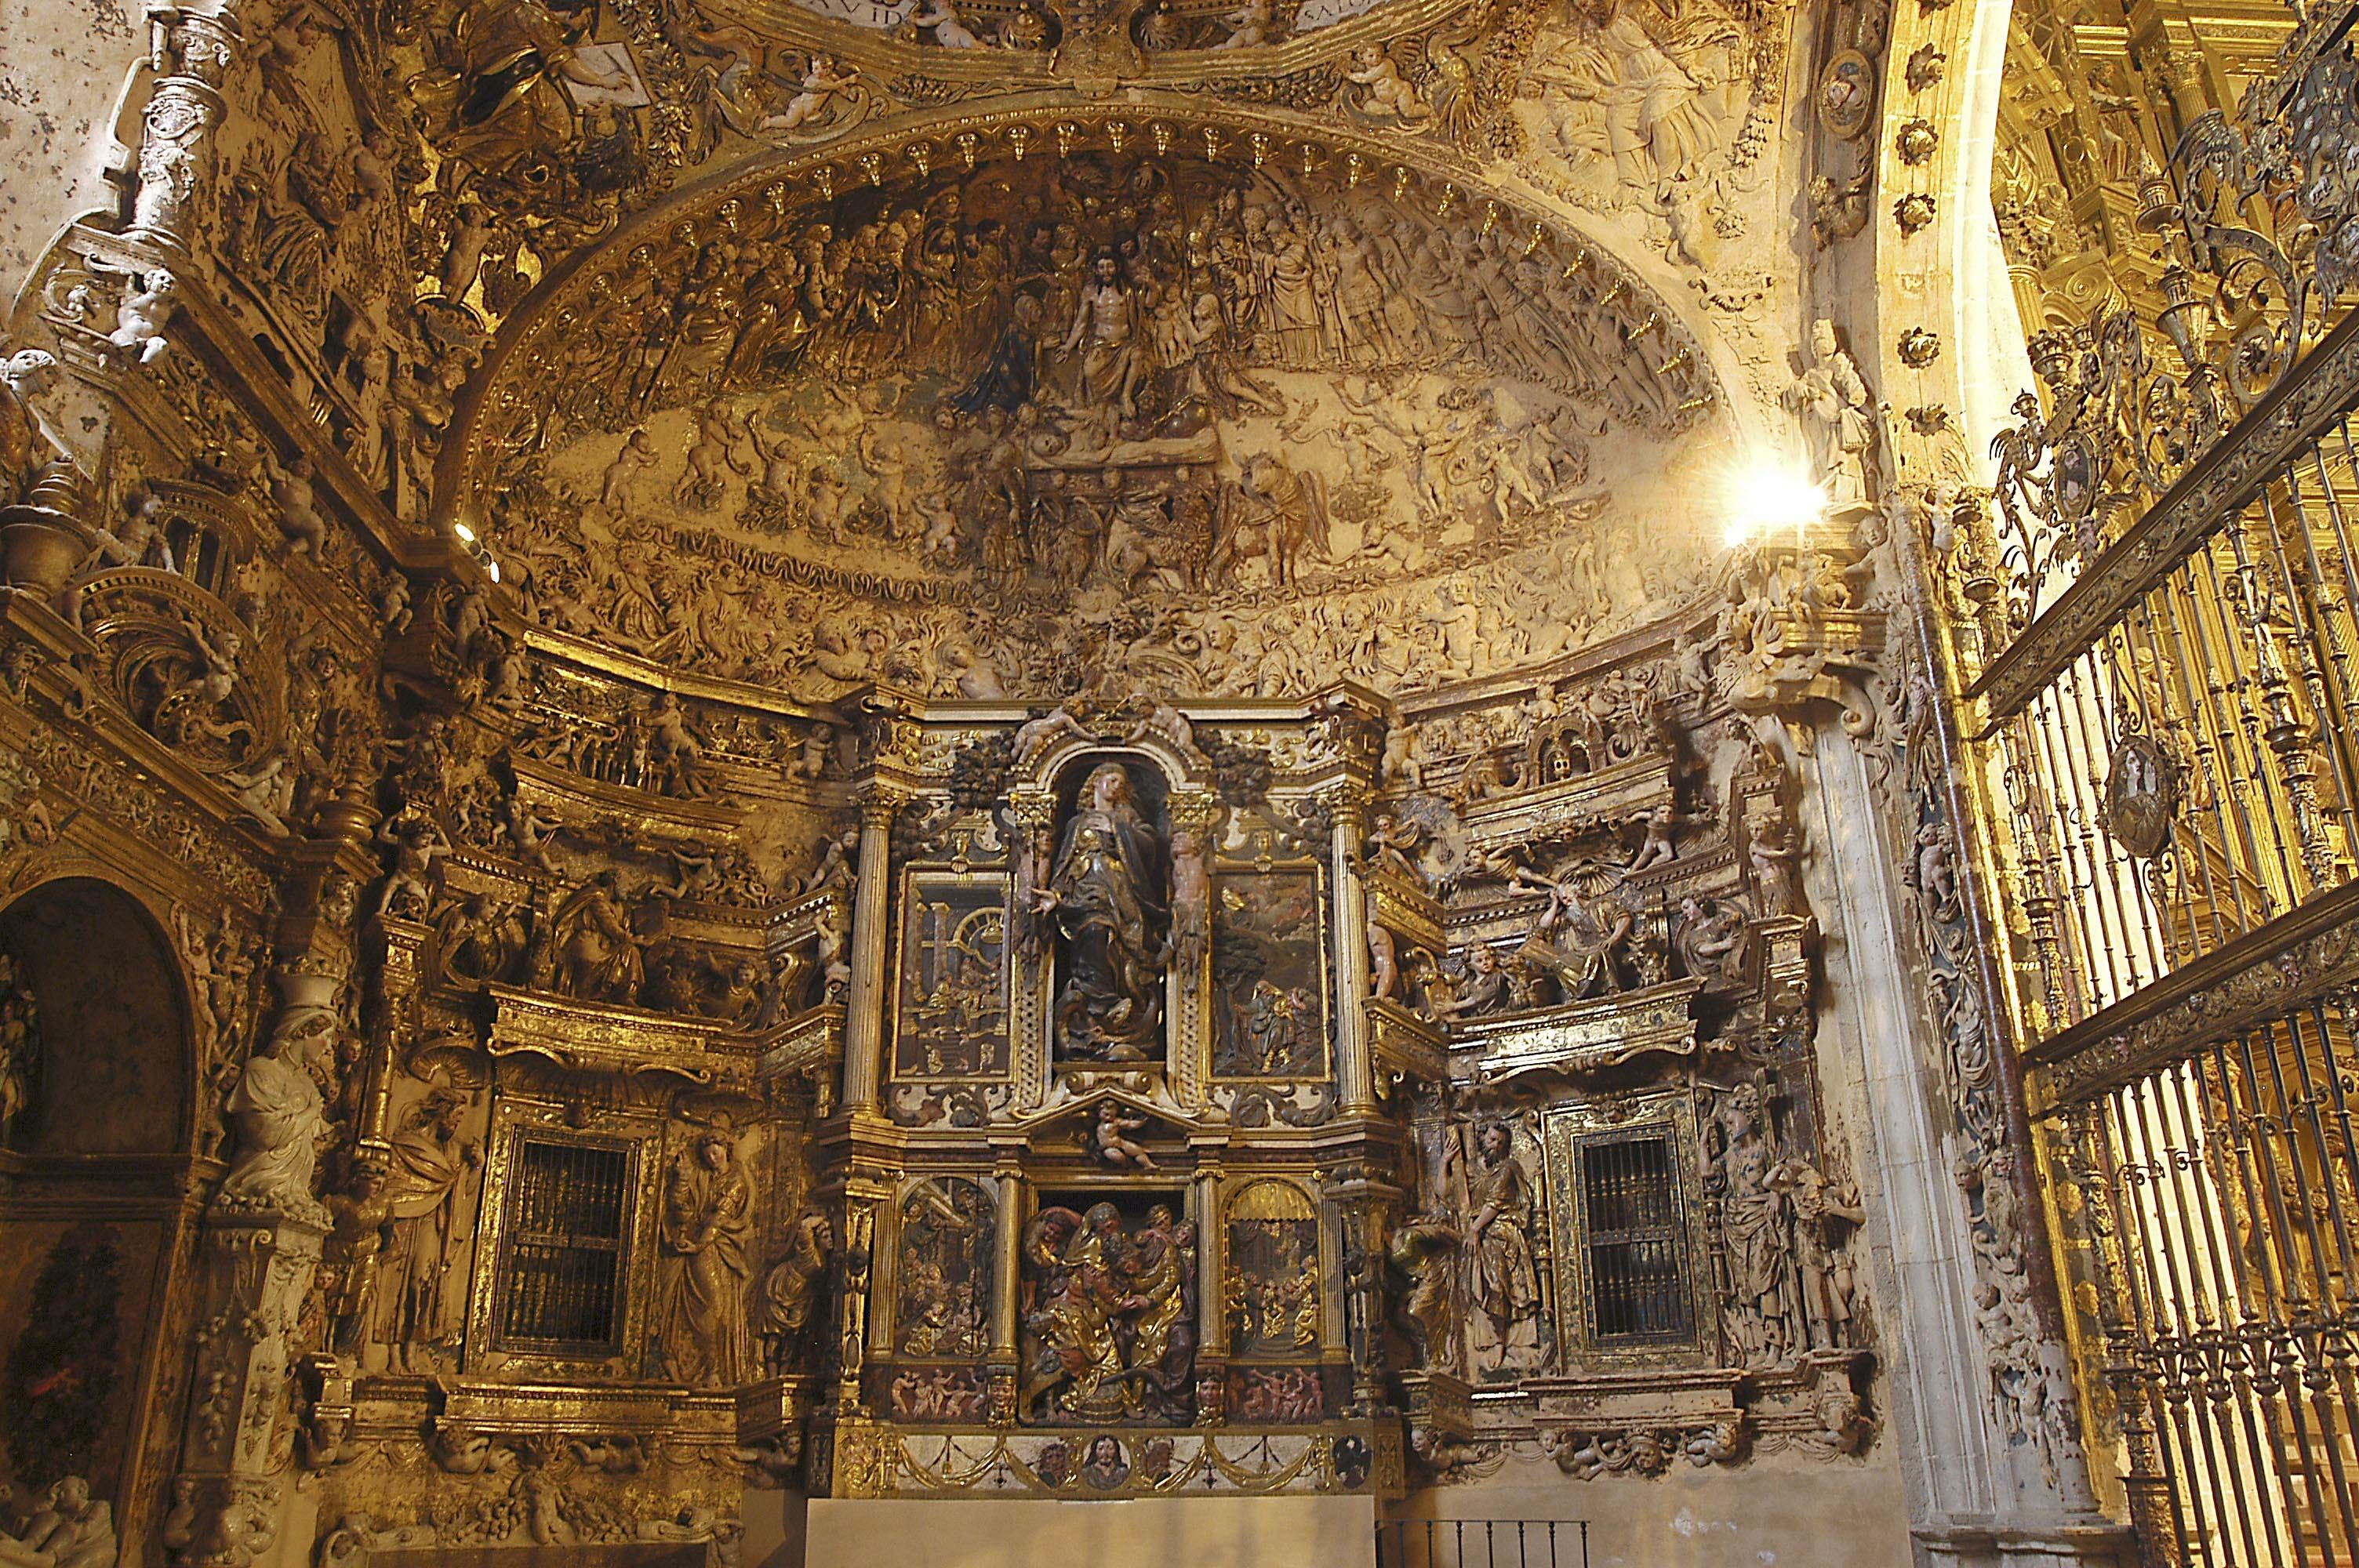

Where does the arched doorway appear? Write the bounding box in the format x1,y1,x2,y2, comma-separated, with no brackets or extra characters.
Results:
0,877,193,1565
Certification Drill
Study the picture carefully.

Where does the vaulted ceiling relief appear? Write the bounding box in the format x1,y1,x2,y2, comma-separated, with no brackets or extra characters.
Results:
453,138,1728,701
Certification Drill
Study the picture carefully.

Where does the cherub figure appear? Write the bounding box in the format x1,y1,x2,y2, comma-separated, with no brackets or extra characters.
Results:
814,902,852,997
1012,702,1092,768
500,789,562,874
1379,721,1426,791
378,572,413,634
801,826,858,895
373,810,451,919
646,691,707,796
1091,1101,1158,1170
1623,804,1687,876
1216,0,1271,45
910,0,983,45
765,53,857,132
272,454,328,554
1367,916,1399,1000
155,619,244,746
1345,44,1430,121
600,429,661,513
110,268,178,365
1365,811,1428,886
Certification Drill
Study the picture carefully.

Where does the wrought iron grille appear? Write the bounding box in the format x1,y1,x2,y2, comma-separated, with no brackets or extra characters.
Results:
496,1136,633,1354
2052,998,2359,1567
1961,9,2359,1563
1576,1132,1692,1341
1376,1520,1590,1568
1970,356,2359,1028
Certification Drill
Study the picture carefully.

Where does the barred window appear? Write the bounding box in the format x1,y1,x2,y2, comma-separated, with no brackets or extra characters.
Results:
1577,1132,1692,1342
496,1136,632,1355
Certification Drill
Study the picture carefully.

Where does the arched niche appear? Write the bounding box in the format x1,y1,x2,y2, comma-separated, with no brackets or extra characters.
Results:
0,875,191,1156
1040,750,1177,1069
0,876,195,1552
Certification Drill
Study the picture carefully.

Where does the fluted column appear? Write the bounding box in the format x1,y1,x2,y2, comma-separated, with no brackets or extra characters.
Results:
840,784,903,1113
989,1159,1024,1425
1325,783,1377,1115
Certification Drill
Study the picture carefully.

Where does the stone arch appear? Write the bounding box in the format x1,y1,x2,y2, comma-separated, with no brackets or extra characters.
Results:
0,874,198,1554
0,873,192,1156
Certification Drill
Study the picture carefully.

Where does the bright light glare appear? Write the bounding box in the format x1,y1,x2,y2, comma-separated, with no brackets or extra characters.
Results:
453,521,478,544
1721,459,1827,548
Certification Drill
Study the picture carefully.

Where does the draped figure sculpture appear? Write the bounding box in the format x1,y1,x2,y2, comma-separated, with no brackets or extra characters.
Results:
1037,762,1170,1062
660,1125,755,1386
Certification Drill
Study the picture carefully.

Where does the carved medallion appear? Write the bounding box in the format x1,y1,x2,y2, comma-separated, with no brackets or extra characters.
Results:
2101,733,2177,858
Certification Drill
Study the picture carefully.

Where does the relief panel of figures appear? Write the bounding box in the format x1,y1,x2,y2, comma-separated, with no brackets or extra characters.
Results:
1018,1192,1198,1425
893,875,1011,1080
477,148,1715,704
1208,869,1327,1080
1391,1109,1554,1382
1222,1180,1322,1359
893,1177,995,1367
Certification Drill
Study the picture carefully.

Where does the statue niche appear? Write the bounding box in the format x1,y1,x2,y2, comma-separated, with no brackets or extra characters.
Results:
1037,758,1172,1064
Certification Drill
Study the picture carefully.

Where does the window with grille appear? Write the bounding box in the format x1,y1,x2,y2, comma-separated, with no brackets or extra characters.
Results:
1576,1132,1692,1342
496,1136,633,1355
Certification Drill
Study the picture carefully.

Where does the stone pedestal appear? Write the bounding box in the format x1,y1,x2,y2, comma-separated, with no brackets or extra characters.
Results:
165,1209,326,1567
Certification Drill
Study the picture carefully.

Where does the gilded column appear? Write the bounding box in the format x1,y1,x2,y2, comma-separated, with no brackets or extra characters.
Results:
989,1159,1023,1425
1167,786,1219,1111
1194,1160,1226,1427
840,784,903,1113
129,7,236,252
1006,788,1056,1111
1326,782,1378,1116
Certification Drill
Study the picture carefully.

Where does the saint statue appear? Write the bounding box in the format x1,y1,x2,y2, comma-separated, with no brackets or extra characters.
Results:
1457,1120,1547,1374
217,990,335,1216
660,1124,755,1386
1037,763,1169,1061
371,1089,481,1369
1782,318,1877,510
1705,1080,1796,1367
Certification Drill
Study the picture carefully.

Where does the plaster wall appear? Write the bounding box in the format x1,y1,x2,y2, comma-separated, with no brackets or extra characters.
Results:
1400,1451,1914,1568
805,1495,1378,1568
0,0,139,291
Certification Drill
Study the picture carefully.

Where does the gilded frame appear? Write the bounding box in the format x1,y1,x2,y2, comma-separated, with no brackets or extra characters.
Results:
463,1096,667,1381
890,867,1013,1084
1540,1091,1714,1370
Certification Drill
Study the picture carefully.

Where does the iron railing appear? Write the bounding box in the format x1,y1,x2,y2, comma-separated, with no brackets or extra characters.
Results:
1969,9,2359,1565
1376,1520,1590,1568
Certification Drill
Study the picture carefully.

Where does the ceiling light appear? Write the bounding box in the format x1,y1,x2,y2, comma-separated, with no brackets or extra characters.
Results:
1722,457,1826,549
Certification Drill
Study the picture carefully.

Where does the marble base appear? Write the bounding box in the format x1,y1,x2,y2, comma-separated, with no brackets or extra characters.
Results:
1914,1517,2140,1568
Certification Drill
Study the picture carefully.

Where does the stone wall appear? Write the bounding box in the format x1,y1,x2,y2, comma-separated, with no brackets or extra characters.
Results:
0,0,138,289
